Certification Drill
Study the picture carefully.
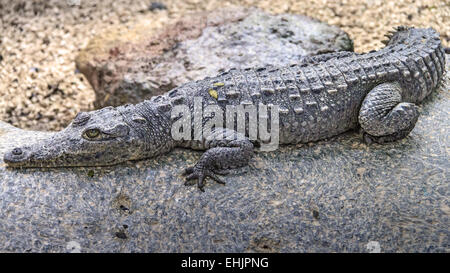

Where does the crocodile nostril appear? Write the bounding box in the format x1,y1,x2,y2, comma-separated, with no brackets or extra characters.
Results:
12,148,23,156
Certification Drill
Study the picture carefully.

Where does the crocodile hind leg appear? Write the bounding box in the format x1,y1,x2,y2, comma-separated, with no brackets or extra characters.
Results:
358,82,420,144
182,128,254,192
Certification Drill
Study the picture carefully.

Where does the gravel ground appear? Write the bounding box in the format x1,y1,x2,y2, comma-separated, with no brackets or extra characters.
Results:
1,0,449,131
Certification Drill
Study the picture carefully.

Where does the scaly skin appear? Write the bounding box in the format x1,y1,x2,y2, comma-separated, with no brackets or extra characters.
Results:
4,27,446,191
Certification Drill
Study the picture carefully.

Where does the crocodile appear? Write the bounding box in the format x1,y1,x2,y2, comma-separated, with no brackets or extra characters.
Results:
4,26,446,191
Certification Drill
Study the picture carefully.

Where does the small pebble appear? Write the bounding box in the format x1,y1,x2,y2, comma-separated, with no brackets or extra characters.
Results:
312,210,320,219
149,2,167,12
115,231,127,239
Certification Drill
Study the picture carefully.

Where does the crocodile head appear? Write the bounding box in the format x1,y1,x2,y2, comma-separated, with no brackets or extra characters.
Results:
4,104,172,167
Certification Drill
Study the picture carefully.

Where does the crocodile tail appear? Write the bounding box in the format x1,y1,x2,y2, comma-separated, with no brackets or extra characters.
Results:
383,27,446,102
382,26,417,46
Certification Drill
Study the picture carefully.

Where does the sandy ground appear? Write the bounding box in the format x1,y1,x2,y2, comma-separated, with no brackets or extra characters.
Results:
0,0,449,131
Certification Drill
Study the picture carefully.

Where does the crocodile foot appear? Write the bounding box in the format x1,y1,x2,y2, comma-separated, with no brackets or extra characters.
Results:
182,166,229,192
359,82,420,145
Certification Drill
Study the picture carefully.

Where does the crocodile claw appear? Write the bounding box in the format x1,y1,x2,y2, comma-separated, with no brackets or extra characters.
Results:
182,166,227,192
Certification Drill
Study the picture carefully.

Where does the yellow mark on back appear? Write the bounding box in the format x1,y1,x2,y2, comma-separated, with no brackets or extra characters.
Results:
213,82,225,87
208,89,218,99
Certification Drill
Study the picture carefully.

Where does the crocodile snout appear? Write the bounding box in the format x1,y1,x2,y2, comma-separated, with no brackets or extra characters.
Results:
3,146,31,166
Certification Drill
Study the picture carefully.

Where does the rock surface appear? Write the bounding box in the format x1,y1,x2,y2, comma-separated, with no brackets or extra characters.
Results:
0,56,448,253
75,7,353,108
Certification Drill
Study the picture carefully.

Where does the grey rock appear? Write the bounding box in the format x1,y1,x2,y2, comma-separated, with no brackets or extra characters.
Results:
0,55,448,252
174,11,353,87
76,7,353,108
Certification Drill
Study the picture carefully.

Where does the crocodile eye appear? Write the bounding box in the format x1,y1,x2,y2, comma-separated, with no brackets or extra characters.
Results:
83,129,100,139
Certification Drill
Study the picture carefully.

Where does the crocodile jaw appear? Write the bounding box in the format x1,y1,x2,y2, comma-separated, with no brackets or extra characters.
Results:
3,130,131,168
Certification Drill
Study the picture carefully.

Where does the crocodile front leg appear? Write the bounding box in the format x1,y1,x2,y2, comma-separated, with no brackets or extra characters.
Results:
182,128,254,191
358,82,420,144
